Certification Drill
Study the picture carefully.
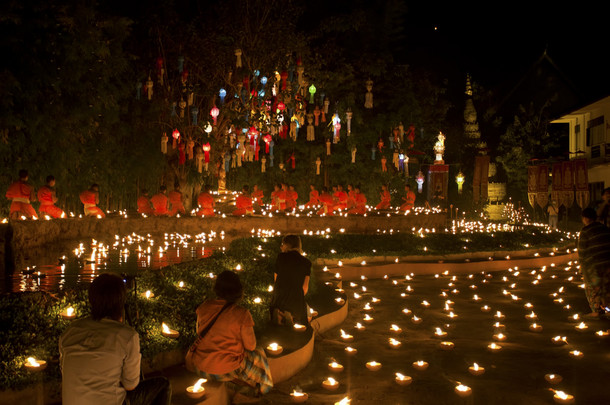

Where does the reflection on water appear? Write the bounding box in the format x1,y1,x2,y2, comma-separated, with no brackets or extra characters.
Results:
10,231,228,293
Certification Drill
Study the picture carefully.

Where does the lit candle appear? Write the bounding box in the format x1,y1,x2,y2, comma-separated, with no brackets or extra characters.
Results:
355,322,365,330
412,360,428,370
24,357,47,371
439,341,454,350
335,297,345,305
290,390,308,403
421,300,431,308
494,311,505,320
493,322,505,331
553,390,574,404
363,303,374,311
344,346,357,355
186,378,206,399
569,350,583,358
434,327,447,338
390,324,402,333
144,290,154,299
481,305,491,312
322,377,339,390
596,330,609,338
402,308,412,315
161,323,179,338
334,396,350,405
395,373,412,386
293,323,306,332
551,336,568,345
328,361,344,372
340,330,354,342
455,384,472,398
574,322,588,332
468,363,485,376
529,323,543,332
525,311,538,320
493,333,506,341
366,361,382,371
266,342,283,355
545,374,563,384
363,314,374,323
61,307,76,320
411,315,422,324
487,343,502,352
389,338,402,348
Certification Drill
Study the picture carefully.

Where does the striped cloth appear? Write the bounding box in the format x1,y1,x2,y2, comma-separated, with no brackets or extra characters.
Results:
578,221,610,312
196,347,273,396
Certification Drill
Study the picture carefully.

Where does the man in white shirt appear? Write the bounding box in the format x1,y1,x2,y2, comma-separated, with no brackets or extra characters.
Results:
59,273,171,405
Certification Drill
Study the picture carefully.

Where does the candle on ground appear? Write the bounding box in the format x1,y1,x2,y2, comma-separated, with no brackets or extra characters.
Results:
266,342,283,355
24,357,47,371
468,363,485,376
439,341,454,350
553,390,574,404
61,307,76,320
322,377,339,390
529,323,543,332
395,373,412,386
186,378,206,399
161,323,179,338
545,374,563,384
290,390,308,403
455,384,472,398
412,361,428,370
366,361,382,371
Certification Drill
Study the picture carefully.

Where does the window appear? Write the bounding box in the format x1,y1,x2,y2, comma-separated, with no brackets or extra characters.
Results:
586,116,604,146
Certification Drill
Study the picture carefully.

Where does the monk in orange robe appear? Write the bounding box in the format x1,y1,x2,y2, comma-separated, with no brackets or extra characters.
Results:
232,185,253,216
333,184,348,210
399,184,416,212
197,185,215,217
305,184,319,208
286,185,298,210
270,184,281,211
375,185,391,210
277,183,288,211
346,184,356,209
37,175,65,218
150,186,169,216
136,189,154,216
6,169,37,220
317,187,334,216
252,184,264,208
168,184,185,216
80,184,106,217
348,185,367,215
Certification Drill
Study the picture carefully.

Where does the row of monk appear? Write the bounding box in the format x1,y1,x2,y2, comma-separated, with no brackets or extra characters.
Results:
5,169,417,220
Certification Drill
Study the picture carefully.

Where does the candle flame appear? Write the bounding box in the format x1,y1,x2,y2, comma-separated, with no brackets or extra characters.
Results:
554,390,569,400
26,357,40,367
456,384,470,392
335,396,350,405
66,307,74,316
193,378,206,391
162,323,171,333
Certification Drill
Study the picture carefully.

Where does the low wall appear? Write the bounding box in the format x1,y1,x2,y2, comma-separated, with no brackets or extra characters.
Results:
6,213,447,251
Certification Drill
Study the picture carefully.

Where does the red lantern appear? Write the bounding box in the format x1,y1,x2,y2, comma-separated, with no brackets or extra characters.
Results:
210,107,219,124
202,143,211,163
181,69,189,83
172,129,180,140
263,134,272,154
277,102,286,112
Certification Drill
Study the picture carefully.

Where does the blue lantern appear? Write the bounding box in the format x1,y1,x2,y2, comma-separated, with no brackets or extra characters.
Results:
219,88,226,104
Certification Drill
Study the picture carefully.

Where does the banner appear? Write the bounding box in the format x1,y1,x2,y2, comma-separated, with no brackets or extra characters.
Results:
536,165,548,208
527,165,539,208
551,163,563,206
561,161,574,208
573,158,590,208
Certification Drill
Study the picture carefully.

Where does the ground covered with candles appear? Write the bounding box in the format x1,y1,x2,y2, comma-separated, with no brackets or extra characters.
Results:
195,262,609,405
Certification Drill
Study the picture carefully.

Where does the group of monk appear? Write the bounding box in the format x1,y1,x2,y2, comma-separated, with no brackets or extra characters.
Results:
5,169,419,220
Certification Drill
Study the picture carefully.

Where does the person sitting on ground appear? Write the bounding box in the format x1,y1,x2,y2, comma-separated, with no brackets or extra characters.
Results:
168,183,186,216
578,207,610,317
347,185,367,215
251,184,264,209
80,184,106,218
136,189,154,216
399,184,416,212
192,270,273,399
270,235,311,326
38,175,66,219
286,184,298,210
59,273,171,405
375,184,391,210
304,184,319,208
5,169,38,220
196,185,215,217
317,187,334,216
232,185,253,216
333,184,348,211
150,185,169,216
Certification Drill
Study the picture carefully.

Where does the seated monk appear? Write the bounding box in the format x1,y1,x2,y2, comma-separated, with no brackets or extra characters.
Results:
277,184,288,211
375,185,391,210
286,185,298,210
399,184,416,212
168,184,185,216
251,185,264,208
150,186,169,216
38,175,65,219
333,185,348,211
232,185,253,216
346,184,356,210
317,187,334,216
347,185,367,215
136,189,154,216
6,169,37,220
80,184,105,217
270,184,283,211
197,185,215,217
304,184,319,208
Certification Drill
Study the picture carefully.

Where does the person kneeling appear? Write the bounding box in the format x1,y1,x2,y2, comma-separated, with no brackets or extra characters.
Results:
59,273,171,405
188,270,273,399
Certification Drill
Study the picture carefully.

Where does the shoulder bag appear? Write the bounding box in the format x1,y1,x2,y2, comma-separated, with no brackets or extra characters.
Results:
185,301,232,373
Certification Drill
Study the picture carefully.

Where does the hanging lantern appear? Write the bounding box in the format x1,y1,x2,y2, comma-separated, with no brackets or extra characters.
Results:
146,76,153,100
416,171,425,193
346,108,353,136
204,122,213,134
172,129,180,149
260,76,268,88
364,79,373,109
219,88,226,104
263,134,272,154
161,133,168,154
210,106,220,125
156,57,164,84
277,102,286,113
308,84,316,104
181,69,189,84
456,171,465,194
332,114,341,143
202,143,211,163
234,49,242,68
